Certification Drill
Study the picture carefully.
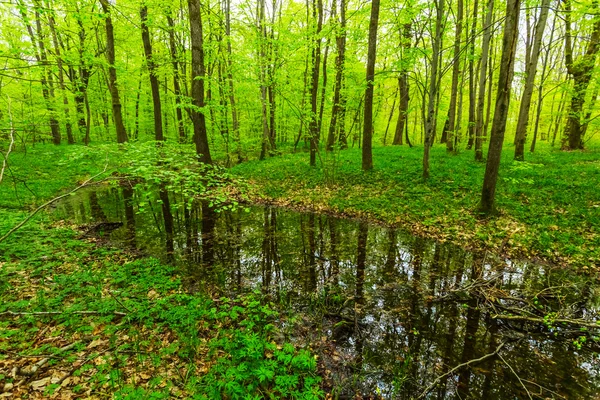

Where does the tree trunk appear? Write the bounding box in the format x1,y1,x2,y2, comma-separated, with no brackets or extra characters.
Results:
563,0,600,150
19,2,62,145
47,12,74,144
423,0,444,179
188,0,213,164
474,0,494,161
309,0,324,166
326,0,347,151
514,0,550,160
141,4,164,142
393,22,411,146
445,0,463,152
362,0,380,171
222,0,241,161
479,0,520,215
99,0,128,143
466,0,479,150
166,11,186,143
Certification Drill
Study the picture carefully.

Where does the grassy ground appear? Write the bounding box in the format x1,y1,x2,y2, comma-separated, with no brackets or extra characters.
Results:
0,144,322,399
231,142,600,270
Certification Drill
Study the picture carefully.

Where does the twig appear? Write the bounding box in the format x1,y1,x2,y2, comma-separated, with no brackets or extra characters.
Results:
108,290,133,313
0,95,15,186
0,310,127,317
0,164,109,244
18,342,79,376
498,353,533,400
492,314,600,329
416,341,506,400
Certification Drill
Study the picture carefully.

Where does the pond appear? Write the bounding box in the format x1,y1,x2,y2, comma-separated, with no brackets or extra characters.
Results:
54,183,600,399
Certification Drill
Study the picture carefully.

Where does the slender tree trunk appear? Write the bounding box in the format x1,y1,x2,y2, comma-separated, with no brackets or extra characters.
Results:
514,0,550,160
466,0,479,149
166,11,186,143
19,2,62,145
479,0,520,215
309,0,324,166
327,0,347,151
188,0,213,164
318,39,330,141
474,0,494,161
423,0,444,179
141,4,164,142
445,0,463,152
47,13,74,144
75,13,90,142
393,22,411,146
362,0,381,171
383,88,397,145
99,0,128,143
222,0,241,161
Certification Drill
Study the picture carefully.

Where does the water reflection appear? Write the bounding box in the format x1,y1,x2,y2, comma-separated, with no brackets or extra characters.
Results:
55,186,600,399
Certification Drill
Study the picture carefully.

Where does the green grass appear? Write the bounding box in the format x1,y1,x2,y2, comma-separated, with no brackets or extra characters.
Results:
231,141,600,269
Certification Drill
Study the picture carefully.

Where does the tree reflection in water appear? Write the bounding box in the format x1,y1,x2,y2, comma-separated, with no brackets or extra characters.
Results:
56,187,600,399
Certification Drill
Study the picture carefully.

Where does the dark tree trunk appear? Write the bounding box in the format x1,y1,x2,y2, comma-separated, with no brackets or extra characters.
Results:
99,0,128,143
188,0,213,164
362,0,381,171
141,4,164,142
479,0,521,215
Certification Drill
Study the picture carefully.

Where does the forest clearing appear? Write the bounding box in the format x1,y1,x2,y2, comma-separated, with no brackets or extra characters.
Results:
1,0,600,398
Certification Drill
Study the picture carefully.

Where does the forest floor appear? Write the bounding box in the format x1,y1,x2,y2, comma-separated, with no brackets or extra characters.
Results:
0,144,322,399
1,141,599,398
232,142,600,272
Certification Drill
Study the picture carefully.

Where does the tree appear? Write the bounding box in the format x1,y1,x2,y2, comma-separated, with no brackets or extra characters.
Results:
99,0,128,144
423,0,444,179
326,0,347,151
393,20,412,146
563,0,600,150
308,0,324,167
474,0,494,161
479,0,521,215
140,3,163,142
362,0,381,171
443,0,463,153
514,0,551,160
188,0,212,164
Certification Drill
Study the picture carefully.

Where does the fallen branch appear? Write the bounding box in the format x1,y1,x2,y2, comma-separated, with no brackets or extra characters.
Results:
18,341,79,376
492,314,600,329
416,341,506,400
0,310,127,317
0,164,109,244
0,95,16,186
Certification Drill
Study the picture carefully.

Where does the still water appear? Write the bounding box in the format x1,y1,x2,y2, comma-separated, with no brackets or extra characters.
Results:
55,184,600,399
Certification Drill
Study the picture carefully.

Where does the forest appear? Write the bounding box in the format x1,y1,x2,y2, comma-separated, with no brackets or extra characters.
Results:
0,0,600,398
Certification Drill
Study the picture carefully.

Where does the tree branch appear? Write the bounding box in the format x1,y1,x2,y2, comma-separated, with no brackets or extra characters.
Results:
0,164,109,244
